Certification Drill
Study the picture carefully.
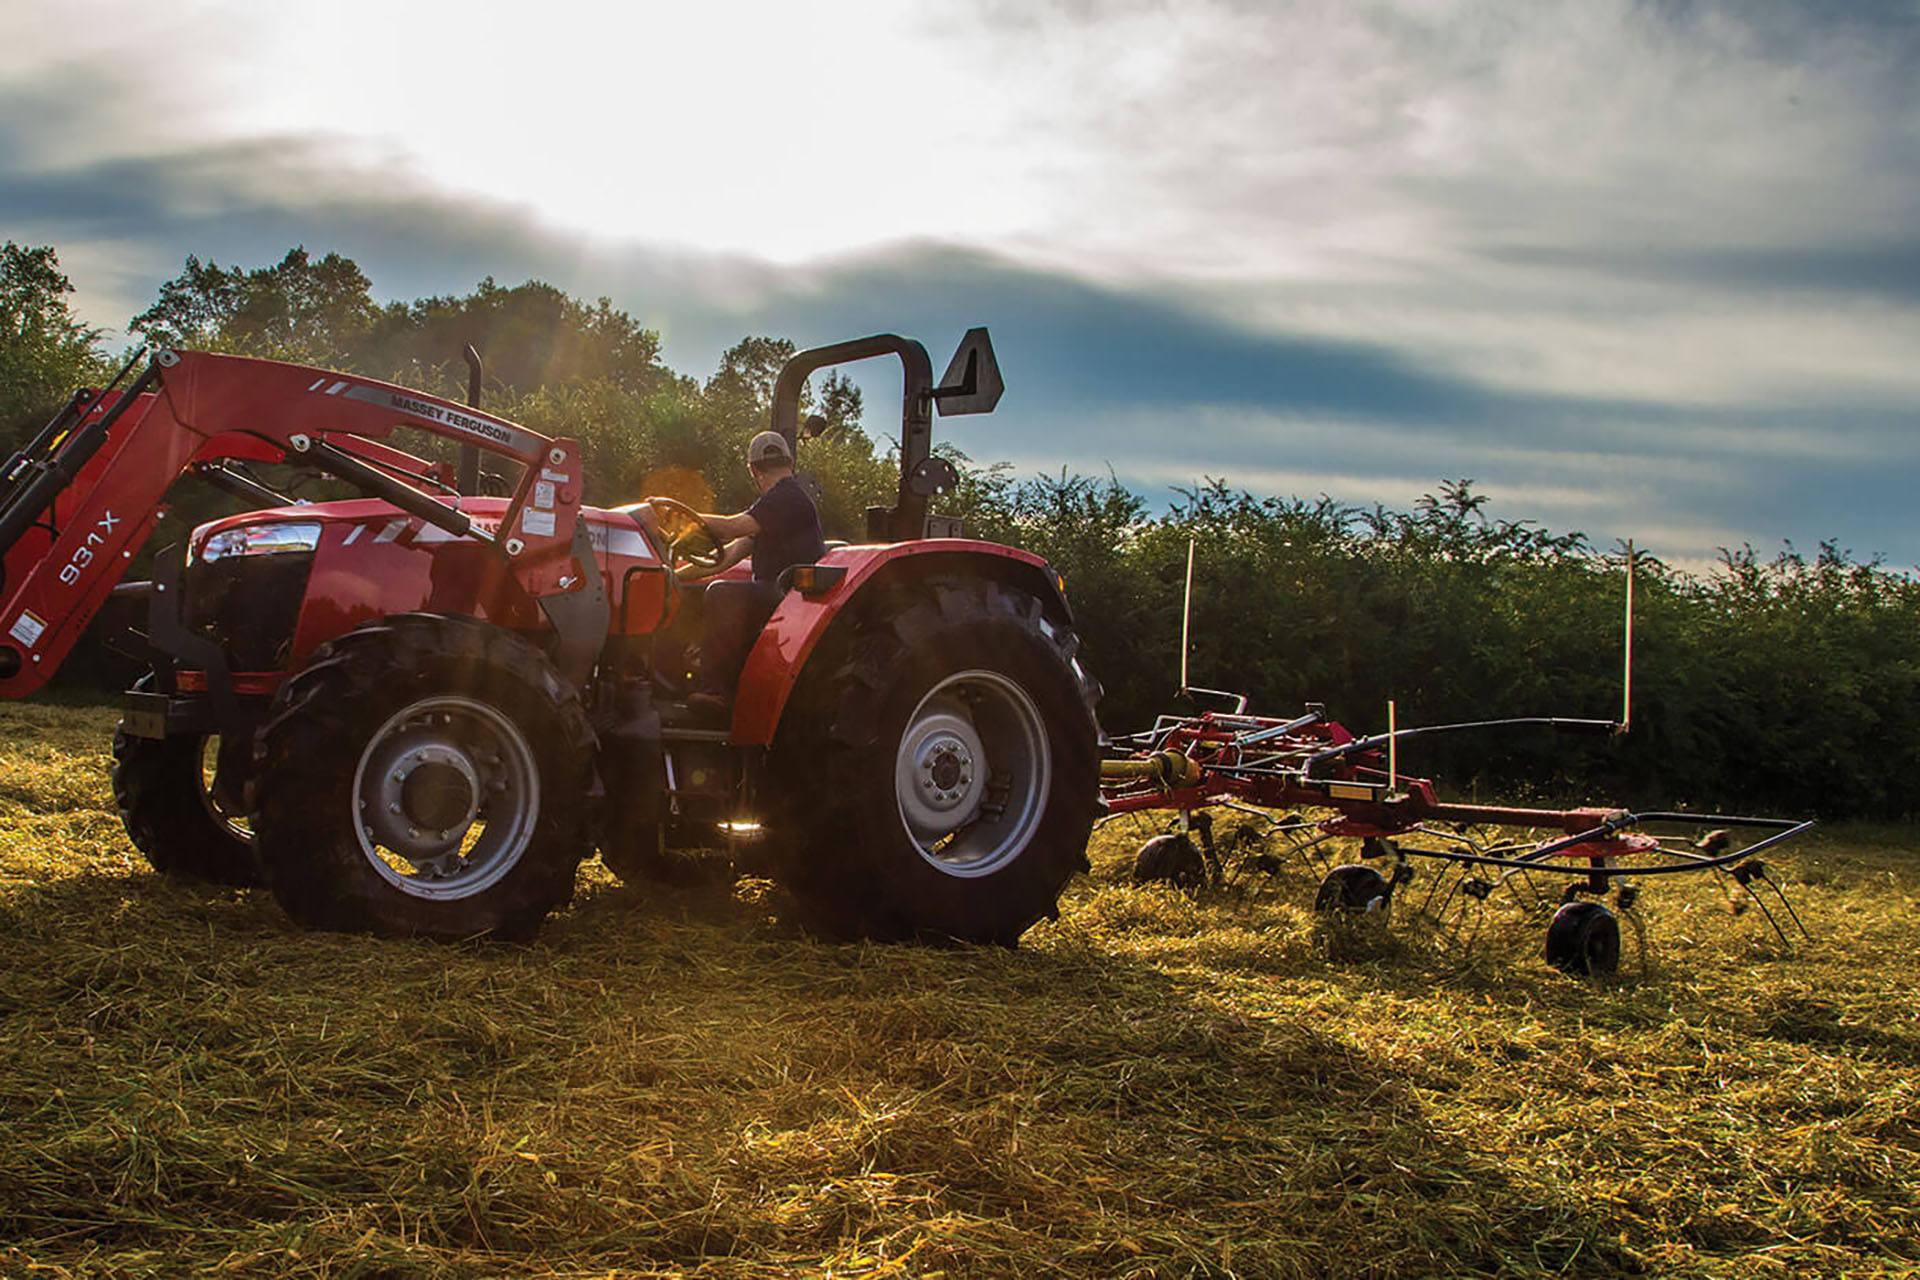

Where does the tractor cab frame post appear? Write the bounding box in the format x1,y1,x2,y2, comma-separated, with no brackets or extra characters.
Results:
771,334,935,543
769,328,1002,543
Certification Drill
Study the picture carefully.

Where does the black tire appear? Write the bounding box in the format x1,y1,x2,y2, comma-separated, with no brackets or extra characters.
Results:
1545,901,1621,977
766,575,1099,944
1315,864,1391,914
111,674,256,886
1133,833,1206,889
251,614,595,940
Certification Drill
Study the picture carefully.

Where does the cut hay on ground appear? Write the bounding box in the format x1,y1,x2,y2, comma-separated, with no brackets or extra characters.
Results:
0,701,1916,1276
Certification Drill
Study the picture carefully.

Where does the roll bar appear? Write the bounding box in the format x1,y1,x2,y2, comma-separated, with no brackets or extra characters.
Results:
769,328,1002,542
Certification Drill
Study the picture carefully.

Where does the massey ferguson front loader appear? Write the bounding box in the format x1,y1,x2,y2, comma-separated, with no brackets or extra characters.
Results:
0,332,1101,942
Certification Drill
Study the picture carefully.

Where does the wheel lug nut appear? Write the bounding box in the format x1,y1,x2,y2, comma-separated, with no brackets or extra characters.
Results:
388,802,402,815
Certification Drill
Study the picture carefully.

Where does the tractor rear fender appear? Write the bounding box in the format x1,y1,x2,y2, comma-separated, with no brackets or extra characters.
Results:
729,541,1072,747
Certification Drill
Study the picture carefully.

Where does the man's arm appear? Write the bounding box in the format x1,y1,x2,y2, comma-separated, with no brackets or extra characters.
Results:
700,511,761,540
677,535,752,581
635,498,762,543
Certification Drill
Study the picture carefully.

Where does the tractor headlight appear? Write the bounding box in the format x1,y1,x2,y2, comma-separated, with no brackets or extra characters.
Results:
195,522,324,563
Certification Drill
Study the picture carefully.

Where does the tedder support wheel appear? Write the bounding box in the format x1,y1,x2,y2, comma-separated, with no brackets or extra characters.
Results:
766,575,1099,944
1133,832,1206,889
251,614,595,940
111,676,256,886
1315,864,1392,915
1545,900,1621,977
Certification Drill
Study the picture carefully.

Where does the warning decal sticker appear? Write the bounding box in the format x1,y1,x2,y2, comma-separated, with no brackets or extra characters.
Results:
9,610,47,649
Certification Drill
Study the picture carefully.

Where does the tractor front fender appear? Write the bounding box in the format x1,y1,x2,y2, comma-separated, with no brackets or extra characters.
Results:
729,541,1070,747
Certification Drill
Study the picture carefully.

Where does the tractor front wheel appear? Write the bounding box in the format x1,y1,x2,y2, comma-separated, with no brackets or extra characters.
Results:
251,614,594,940
768,576,1098,944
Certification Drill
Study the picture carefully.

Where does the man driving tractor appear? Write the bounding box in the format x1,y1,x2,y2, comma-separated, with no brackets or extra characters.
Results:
639,430,825,717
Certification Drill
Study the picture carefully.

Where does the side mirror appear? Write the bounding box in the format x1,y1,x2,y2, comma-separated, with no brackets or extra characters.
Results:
931,327,1004,416
800,412,830,440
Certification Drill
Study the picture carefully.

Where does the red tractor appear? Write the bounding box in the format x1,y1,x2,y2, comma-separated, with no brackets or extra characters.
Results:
0,331,1101,942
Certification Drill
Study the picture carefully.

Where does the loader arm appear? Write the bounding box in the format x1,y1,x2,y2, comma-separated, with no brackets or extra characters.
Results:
0,349,596,697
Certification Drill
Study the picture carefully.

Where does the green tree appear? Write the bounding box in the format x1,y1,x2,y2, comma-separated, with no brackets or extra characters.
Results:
129,247,377,365
814,371,864,436
370,278,679,398
0,242,107,438
696,336,882,533
706,335,796,409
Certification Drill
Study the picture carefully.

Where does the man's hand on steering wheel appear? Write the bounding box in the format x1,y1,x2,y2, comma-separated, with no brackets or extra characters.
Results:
645,496,731,581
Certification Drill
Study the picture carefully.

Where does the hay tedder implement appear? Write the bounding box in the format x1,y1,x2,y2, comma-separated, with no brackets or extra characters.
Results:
1100,547,1815,977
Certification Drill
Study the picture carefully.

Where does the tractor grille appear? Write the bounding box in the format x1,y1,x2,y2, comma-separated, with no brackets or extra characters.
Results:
181,552,313,672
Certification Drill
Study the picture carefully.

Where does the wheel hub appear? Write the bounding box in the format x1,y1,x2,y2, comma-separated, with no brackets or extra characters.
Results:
897,701,988,839
402,761,476,832
893,673,1052,879
349,695,541,902
919,735,975,807
362,729,484,861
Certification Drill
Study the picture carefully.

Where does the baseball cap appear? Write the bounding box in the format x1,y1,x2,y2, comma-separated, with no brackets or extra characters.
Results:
747,430,794,467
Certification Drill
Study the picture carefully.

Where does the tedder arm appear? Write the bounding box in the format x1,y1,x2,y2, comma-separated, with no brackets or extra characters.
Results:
0,349,601,696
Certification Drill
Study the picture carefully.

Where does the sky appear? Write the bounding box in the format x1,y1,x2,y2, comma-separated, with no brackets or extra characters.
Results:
4,0,1918,569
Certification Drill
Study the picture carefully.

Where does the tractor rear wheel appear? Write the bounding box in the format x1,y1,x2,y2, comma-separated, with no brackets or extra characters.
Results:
251,614,594,940
111,678,256,886
766,576,1098,944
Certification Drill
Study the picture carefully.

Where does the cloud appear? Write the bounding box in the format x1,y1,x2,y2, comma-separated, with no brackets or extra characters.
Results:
1490,241,1920,307
2,0,1918,569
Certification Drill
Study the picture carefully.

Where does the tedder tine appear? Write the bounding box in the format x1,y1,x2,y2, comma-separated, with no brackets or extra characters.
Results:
1770,879,1812,940
1731,861,1811,944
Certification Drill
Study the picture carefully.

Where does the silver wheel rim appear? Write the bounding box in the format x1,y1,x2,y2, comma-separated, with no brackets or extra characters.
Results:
349,695,540,901
894,669,1051,878
195,735,251,841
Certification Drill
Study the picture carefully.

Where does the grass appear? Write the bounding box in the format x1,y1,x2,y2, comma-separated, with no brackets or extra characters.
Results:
0,700,1917,1277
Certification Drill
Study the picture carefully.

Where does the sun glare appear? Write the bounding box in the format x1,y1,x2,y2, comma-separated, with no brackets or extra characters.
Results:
214,0,1050,259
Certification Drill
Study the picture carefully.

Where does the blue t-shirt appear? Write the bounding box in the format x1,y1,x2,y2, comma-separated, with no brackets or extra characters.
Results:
747,475,826,585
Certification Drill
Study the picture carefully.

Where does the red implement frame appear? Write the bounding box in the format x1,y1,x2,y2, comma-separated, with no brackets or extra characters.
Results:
1102,705,1811,883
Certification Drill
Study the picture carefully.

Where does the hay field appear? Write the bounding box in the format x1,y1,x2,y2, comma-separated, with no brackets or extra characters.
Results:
0,700,1916,1278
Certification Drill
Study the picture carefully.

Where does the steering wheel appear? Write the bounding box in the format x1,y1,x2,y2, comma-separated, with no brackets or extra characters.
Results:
645,496,729,580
